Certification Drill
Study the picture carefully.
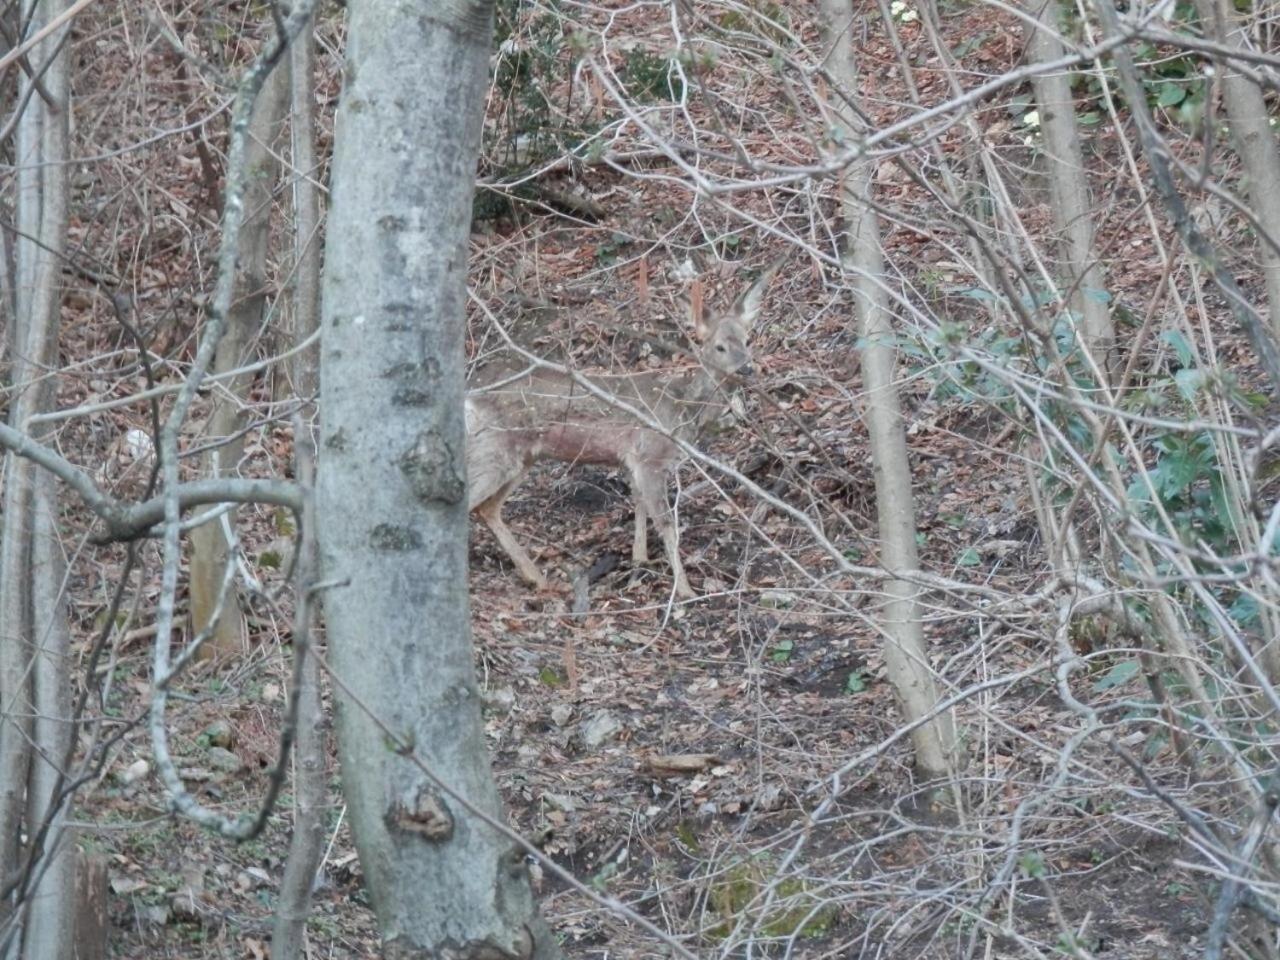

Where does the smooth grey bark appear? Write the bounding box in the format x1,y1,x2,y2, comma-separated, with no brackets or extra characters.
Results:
820,0,956,778
283,13,321,409
0,217,11,376
0,14,12,358
273,18,326,959
0,0,70,951
1193,0,1280,344
21,27,71,950
188,63,289,660
1026,0,1113,379
316,2,558,956
272,439,324,960
22,477,73,960
0,48,42,936
1212,15,1280,685
1023,0,1110,585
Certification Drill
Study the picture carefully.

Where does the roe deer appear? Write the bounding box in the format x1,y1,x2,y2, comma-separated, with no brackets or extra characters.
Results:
466,258,784,598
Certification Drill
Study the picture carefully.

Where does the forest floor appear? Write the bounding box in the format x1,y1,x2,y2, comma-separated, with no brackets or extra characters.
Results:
34,0,1266,956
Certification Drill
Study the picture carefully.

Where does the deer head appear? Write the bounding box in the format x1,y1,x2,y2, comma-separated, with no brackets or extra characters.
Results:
690,256,786,382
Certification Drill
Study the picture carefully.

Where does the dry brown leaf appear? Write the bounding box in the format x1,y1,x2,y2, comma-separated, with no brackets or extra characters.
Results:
640,753,719,778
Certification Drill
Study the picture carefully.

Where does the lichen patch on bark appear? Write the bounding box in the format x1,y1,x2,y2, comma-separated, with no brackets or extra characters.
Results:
369,523,423,551
399,429,465,504
324,427,349,452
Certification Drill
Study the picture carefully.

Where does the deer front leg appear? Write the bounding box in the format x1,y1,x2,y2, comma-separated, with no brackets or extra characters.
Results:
477,499,548,590
471,458,548,589
629,462,694,599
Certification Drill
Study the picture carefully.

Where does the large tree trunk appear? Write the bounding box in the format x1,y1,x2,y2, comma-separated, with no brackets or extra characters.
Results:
819,0,956,779
188,64,289,660
0,0,71,952
0,12,14,369
1026,0,1113,380
22,37,72,951
316,2,558,955
1192,0,1280,343
22,477,74,960
0,57,41,951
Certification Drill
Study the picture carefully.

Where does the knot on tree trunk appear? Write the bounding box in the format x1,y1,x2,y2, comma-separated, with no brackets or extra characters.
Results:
386,782,454,842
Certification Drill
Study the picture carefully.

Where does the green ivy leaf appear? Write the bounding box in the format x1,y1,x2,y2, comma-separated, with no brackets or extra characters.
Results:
1092,658,1140,692
1173,367,1204,400
1157,82,1187,107
1177,95,1205,131
1018,851,1047,878
1161,329,1195,368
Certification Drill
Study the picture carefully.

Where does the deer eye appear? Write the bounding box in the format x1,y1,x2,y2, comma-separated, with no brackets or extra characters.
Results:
716,344,726,352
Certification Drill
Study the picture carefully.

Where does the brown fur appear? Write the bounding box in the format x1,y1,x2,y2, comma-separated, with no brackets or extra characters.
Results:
466,260,783,598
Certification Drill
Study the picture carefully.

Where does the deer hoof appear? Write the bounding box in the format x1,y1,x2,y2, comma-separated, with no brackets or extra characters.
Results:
517,568,550,591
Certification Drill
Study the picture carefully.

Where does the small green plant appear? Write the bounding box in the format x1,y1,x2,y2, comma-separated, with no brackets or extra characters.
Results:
1054,931,1091,956
594,232,632,266
703,855,837,942
717,0,792,46
308,913,342,940
1121,334,1248,560
940,913,979,938
770,639,795,663
623,49,684,102
920,318,1022,405
950,31,990,58
589,860,622,892
675,821,702,853
1091,658,1140,693
1018,850,1047,879
484,0,596,181
1069,1,1207,131
240,838,268,861
1127,431,1233,545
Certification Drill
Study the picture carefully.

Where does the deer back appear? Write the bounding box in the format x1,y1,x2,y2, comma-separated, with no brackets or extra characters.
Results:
466,256,784,474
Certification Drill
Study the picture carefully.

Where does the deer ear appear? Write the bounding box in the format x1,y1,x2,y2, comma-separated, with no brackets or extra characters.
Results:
686,279,709,341
732,255,788,331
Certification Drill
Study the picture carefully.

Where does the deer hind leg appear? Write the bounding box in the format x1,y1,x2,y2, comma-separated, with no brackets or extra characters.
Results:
627,460,694,599
632,500,649,565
